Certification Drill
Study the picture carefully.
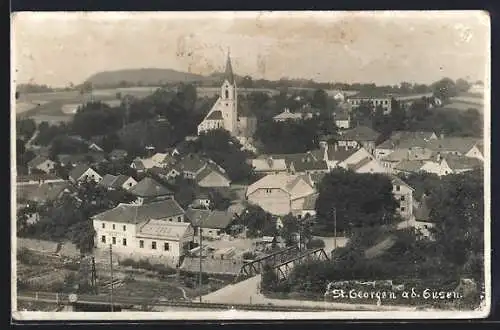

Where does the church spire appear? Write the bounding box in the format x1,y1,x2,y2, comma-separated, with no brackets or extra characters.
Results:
224,49,235,84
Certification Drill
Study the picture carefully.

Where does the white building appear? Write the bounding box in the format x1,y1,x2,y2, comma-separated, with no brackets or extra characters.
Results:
92,199,194,263
197,52,238,136
68,164,102,184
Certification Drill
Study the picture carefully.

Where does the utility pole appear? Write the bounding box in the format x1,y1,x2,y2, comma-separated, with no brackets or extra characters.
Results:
198,224,203,303
91,256,97,294
333,207,337,260
109,244,114,312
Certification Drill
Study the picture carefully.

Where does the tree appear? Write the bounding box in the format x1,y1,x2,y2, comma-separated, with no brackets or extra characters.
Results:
312,89,328,110
455,78,471,93
208,189,231,211
431,78,458,101
315,169,398,233
280,213,312,248
239,205,277,238
240,75,253,89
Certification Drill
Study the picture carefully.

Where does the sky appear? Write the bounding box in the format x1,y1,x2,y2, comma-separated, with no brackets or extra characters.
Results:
12,11,490,88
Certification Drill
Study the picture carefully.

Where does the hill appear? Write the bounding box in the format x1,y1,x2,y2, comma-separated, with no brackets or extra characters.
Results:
84,68,207,87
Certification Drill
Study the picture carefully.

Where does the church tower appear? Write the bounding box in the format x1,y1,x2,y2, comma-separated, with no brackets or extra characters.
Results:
219,51,238,135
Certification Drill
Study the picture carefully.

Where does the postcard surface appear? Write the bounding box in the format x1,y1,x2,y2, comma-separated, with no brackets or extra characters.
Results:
11,11,490,321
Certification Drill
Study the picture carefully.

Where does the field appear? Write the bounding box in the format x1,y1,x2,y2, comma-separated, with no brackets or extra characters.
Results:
445,92,485,113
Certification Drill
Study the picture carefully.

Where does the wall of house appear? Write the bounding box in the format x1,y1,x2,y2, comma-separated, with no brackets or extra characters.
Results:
375,148,394,160
122,178,137,190
198,171,230,188
247,188,291,215
81,168,102,183
465,145,484,161
421,161,447,176
355,160,387,174
200,227,225,239
93,220,137,251
337,140,359,149
392,185,413,219
335,119,350,129
341,148,372,167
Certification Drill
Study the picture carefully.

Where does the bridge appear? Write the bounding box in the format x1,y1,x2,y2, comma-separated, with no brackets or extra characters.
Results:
237,246,300,279
274,248,330,282
237,246,329,282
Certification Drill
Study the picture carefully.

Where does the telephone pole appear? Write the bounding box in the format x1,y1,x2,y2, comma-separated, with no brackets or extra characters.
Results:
199,223,203,303
109,244,114,312
333,207,337,260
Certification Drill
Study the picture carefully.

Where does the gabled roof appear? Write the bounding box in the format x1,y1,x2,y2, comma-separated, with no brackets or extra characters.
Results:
113,175,134,188
326,146,358,162
69,164,93,180
129,177,173,198
92,199,185,224
476,141,484,155
246,173,314,200
394,160,427,173
137,220,191,241
178,154,207,173
206,110,224,120
196,164,230,183
251,158,288,172
28,156,53,168
348,91,392,99
99,174,118,188
273,110,303,120
347,157,373,172
427,137,480,154
185,207,234,229
339,126,380,142
291,160,328,172
18,182,73,203
443,155,483,170
390,175,414,191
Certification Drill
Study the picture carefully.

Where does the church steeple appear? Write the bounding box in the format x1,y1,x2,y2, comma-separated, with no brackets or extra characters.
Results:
224,49,235,84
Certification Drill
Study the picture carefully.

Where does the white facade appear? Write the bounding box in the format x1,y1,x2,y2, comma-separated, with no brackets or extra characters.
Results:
392,181,414,220
73,168,103,184
29,159,56,174
335,119,350,129
465,145,484,161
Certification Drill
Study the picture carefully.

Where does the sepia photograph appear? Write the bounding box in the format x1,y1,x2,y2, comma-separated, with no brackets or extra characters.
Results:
11,11,490,320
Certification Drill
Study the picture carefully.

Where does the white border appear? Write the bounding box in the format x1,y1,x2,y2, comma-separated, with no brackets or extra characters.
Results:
11,10,491,321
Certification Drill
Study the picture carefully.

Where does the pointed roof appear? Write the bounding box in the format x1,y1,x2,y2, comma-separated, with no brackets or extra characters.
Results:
224,51,235,84
129,177,173,198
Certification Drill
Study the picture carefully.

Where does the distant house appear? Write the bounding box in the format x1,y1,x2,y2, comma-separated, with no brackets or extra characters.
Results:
246,173,316,216
374,131,438,160
190,191,212,209
130,153,175,173
109,149,128,161
347,93,392,114
196,163,231,188
129,177,174,205
412,195,435,240
299,193,318,219
391,176,414,220
425,136,482,157
289,160,329,175
324,144,373,170
336,126,380,154
57,153,107,168
68,165,102,184
17,181,75,206
98,174,137,191
148,165,181,181
394,160,429,176
394,153,482,177
251,157,288,175
346,156,386,174
440,154,483,175
176,154,209,179
379,147,434,174
334,110,351,129
185,207,235,239
273,108,310,122
27,156,56,175
465,141,484,161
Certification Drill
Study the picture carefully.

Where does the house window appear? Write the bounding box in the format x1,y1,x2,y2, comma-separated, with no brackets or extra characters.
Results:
101,235,106,243
225,89,229,99
164,243,170,251
112,237,116,245
396,185,400,191
400,196,405,201
112,224,115,230
177,216,182,222
401,207,405,212
169,218,173,222
102,223,105,229
217,230,221,235
123,225,126,231
139,240,144,248
152,241,157,250
122,238,127,246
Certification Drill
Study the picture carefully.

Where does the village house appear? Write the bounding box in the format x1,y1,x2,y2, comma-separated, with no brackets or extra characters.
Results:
68,164,102,184
333,110,351,129
409,194,435,240
323,143,374,170
251,157,288,175
336,126,380,154
98,174,137,191
27,156,57,175
298,193,318,219
190,191,212,209
130,152,177,173
92,199,194,264
426,137,483,158
148,165,181,182
273,108,312,122
128,177,174,205
465,141,484,161
17,181,75,207
246,173,316,216
379,147,434,174
289,159,329,175
176,154,209,179
439,154,483,175
347,156,387,174
374,131,438,160
394,153,482,177
391,176,414,220
347,93,393,114
185,207,235,239
195,163,231,188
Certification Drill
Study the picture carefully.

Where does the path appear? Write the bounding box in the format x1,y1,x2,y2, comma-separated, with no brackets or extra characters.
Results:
196,275,420,312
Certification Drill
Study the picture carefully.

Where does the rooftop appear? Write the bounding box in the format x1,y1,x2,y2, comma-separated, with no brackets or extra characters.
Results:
69,164,94,181
246,173,315,200
92,199,185,224
185,207,234,229
394,159,427,173
129,177,173,198
291,160,329,172
206,110,224,120
137,220,192,241
27,155,53,168
339,126,380,142
443,155,483,170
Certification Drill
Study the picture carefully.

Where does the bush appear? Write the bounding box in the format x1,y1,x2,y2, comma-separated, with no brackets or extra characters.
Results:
118,258,176,276
306,238,325,249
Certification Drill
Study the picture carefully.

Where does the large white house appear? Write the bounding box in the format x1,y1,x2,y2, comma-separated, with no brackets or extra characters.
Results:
92,199,194,264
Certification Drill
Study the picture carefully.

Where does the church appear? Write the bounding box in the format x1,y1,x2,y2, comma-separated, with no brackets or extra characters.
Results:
197,52,256,139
